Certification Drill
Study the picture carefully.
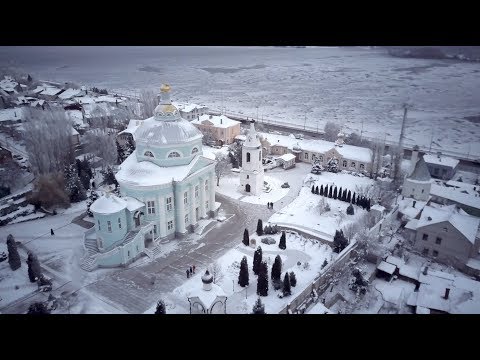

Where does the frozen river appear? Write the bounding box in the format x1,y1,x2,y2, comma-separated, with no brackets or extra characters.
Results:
1,46,480,156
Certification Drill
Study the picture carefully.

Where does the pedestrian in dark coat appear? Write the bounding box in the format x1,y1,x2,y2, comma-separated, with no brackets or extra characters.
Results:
193,265,196,274
186,269,190,278
50,228,54,235
190,266,193,275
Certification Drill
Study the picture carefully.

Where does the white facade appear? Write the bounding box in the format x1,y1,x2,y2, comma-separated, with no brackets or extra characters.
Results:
240,121,264,195
402,153,432,201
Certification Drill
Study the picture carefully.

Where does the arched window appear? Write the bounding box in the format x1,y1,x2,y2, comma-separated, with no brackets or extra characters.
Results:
191,147,199,155
343,160,348,167
246,152,251,162
359,163,365,170
144,151,154,157
351,161,356,168
168,151,181,158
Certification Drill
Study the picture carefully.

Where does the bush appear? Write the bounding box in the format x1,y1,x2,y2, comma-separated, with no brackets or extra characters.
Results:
279,231,286,250
289,271,297,287
7,234,21,271
346,204,354,215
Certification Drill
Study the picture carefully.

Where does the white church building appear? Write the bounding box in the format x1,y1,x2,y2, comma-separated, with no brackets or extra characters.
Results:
82,85,218,271
240,121,264,195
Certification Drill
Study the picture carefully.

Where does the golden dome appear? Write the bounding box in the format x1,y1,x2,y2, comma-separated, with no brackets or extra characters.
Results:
160,84,171,93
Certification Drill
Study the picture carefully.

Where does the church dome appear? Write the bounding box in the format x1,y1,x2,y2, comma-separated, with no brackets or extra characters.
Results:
153,84,181,121
201,270,214,284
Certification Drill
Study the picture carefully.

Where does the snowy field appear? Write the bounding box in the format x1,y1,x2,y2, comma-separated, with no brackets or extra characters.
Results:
145,231,334,314
2,46,480,157
269,171,375,240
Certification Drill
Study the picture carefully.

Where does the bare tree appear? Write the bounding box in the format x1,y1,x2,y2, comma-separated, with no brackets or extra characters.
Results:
202,130,217,146
84,129,117,170
316,196,328,215
343,222,359,242
323,121,341,142
369,139,385,178
23,108,74,175
28,172,70,209
215,153,231,186
210,261,224,284
139,89,159,118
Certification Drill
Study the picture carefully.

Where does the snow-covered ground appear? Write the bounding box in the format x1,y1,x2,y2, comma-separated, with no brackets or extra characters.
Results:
202,145,229,161
145,231,334,314
269,171,375,240
2,46,480,157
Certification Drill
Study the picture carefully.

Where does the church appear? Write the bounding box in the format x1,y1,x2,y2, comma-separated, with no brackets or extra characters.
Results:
82,85,217,271
240,121,264,195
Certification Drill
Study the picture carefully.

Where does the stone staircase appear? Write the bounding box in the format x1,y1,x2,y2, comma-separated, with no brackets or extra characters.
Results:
80,256,97,271
84,238,99,256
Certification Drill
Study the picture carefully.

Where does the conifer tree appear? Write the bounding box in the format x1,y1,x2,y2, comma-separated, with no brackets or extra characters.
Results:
347,203,355,215
328,186,333,198
289,271,297,287
238,256,249,287
256,219,264,236
282,272,292,296
7,234,21,271
256,261,269,296
321,259,328,269
315,186,319,195
155,300,166,314
271,255,282,281
243,228,250,246
324,184,328,197
252,297,266,314
352,192,356,205
27,252,42,283
86,189,99,217
253,246,263,275
343,189,347,202
333,186,338,200
279,231,286,250
311,184,315,193
320,185,324,196
338,187,342,201
347,190,352,203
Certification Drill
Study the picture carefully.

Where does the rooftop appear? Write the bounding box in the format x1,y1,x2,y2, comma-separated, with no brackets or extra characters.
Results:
191,114,240,128
430,183,480,210
423,153,460,168
90,194,127,214
407,156,432,182
278,153,296,161
58,88,82,100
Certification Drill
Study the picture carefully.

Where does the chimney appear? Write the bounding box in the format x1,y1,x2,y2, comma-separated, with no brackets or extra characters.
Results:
444,288,450,300
220,118,223,124
423,266,428,275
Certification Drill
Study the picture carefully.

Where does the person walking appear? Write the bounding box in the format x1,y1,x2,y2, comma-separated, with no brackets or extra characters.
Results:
190,266,193,275
186,269,190,278
193,265,196,274
50,228,54,235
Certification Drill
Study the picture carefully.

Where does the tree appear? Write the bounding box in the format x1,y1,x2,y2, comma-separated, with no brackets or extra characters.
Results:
28,172,70,210
333,230,348,253
202,130,217,146
256,261,269,297
338,187,343,201
64,163,86,203
252,298,266,314
324,121,341,142
155,300,166,314
328,186,333,198
346,203,355,215
7,234,21,271
101,166,118,187
333,186,338,200
366,198,371,211
315,186,319,195
342,188,347,202
352,192,356,205
228,142,242,168
321,259,328,269
326,158,339,173
324,184,329,197
27,252,42,283
238,256,249,287
347,190,352,203
0,159,22,191
282,272,292,297
343,223,359,242
117,136,135,164
271,255,282,281
210,261,224,284
279,231,286,250
311,184,315,193
215,153,231,186
139,89,160,118
23,108,75,175
311,160,323,174
320,185,324,196
256,219,264,236
85,129,117,170
86,189,99,217
243,228,250,246
27,302,50,314
253,246,263,275
289,271,297,287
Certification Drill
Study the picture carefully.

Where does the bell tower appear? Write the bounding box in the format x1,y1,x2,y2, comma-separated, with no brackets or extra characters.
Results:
240,121,264,195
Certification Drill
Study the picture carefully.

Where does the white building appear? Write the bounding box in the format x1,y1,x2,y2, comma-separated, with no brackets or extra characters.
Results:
240,121,264,195
402,151,432,201
187,270,227,314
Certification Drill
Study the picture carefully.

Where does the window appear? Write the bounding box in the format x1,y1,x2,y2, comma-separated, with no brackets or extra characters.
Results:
247,175,249,179
184,192,188,205
443,227,448,232
167,220,174,230
127,250,130,258
433,250,439,257
166,197,172,211
98,220,101,231
246,152,251,162
351,161,356,168
118,217,122,229
147,200,155,214
205,180,208,192
195,185,199,198
205,201,209,210
107,221,112,233
359,163,365,170
191,147,199,155
259,152,261,161
168,151,181,158
185,214,189,225
422,248,429,256
319,156,323,162
136,245,139,252
153,225,157,235
421,189,425,193
304,152,309,160
422,233,428,241
435,237,442,245
343,160,348,168
144,151,154,157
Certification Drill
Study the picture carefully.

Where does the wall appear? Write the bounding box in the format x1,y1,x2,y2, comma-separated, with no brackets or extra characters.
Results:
401,179,431,201
136,138,203,167
93,209,128,249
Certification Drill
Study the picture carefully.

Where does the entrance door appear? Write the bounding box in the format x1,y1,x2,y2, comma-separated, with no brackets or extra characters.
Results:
196,207,199,221
246,184,251,192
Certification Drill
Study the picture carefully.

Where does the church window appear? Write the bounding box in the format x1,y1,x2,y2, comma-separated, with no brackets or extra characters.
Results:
304,152,308,160
247,175,249,179
127,250,130,258
343,160,348,167
168,151,181,158
184,192,188,205
118,218,122,229
359,163,365,170
191,147,199,155
147,200,155,214
167,220,174,230
205,201,209,210
185,214,189,225
107,221,112,232
246,152,251,162
144,151,154,157
166,197,172,211
351,161,356,168
195,185,199,198
98,220,101,231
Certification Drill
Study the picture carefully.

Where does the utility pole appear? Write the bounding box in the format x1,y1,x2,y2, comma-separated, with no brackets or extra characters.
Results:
304,111,307,131
429,126,434,152
360,119,364,141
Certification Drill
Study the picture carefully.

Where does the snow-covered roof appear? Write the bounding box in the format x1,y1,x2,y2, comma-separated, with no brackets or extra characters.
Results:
90,194,127,214
377,261,396,275
14,96,37,105
260,132,373,163
71,127,79,136
385,256,404,268
278,153,296,162
0,108,24,122
398,264,420,281
116,151,215,187
118,119,143,138
172,101,208,113
124,196,144,212
235,134,246,141
445,180,479,195
95,95,124,103
423,154,459,168
31,85,45,94
0,77,19,92
191,114,240,128
430,183,480,210
243,121,262,148
135,116,203,146
30,99,45,107
371,204,386,212
76,96,96,105
307,302,333,314
58,88,81,100
40,87,64,96
407,156,431,182
416,205,480,244
65,110,84,127
187,281,226,310
404,219,418,230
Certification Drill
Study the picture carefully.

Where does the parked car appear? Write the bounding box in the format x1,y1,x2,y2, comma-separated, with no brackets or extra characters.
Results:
0,252,7,262
281,182,290,188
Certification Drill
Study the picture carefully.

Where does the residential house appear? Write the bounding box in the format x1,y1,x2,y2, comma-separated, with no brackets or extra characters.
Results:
172,102,209,121
38,87,65,101
0,146,12,164
277,153,296,170
401,152,432,201
423,152,459,180
191,114,241,146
